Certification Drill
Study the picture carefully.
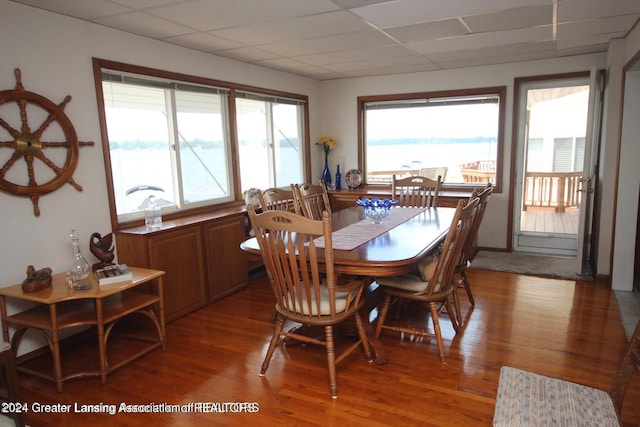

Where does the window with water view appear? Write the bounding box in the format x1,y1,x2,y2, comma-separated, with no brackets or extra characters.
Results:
360,87,505,190
102,74,233,222
97,61,307,226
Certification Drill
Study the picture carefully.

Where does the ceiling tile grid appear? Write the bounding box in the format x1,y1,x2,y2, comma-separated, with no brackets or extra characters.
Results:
9,0,640,80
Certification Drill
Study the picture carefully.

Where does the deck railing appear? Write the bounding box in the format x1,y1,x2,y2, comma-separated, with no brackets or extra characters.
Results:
460,160,497,185
366,163,582,213
523,172,582,212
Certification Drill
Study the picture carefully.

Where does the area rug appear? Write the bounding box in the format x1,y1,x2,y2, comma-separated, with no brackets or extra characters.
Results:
469,250,593,281
492,366,618,426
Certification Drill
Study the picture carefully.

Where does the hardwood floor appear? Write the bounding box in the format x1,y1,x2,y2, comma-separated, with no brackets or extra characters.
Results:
14,269,640,426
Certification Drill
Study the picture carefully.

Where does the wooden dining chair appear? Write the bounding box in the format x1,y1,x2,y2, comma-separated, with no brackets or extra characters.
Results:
493,320,640,426
456,183,493,308
292,182,332,220
374,197,479,363
246,205,373,399
391,174,442,208
259,187,299,213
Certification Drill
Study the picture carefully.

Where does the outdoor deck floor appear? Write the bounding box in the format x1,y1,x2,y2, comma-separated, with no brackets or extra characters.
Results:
520,208,579,234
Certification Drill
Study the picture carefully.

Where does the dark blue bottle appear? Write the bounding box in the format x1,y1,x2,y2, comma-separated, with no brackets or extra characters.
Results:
335,165,342,190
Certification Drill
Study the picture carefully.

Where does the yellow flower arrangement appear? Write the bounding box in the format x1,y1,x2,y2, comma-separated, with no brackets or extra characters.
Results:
316,136,336,155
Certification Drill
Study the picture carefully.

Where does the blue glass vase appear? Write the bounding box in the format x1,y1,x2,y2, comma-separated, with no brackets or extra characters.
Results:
321,152,331,187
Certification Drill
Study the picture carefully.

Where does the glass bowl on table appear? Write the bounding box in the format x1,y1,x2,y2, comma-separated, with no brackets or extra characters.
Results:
356,198,398,224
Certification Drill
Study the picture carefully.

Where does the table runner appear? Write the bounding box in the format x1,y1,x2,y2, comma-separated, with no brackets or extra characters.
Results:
314,207,426,251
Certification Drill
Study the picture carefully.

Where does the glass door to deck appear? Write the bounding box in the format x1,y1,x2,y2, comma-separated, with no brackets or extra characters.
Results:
513,71,601,273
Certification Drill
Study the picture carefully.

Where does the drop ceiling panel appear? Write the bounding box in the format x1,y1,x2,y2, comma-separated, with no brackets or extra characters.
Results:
339,62,441,78
109,0,184,9
350,0,550,29
295,45,416,67
9,0,640,80
557,15,639,41
210,11,372,45
557,35,619,51
162,33,244,52
556,43,609,56
558,0,640,22
14,0,131,19
145,0,340,31
429,41,557,69
322,54,435,72
93,11,195,39
428,40,556,63
215,47,279,62
333,0,395,8
259,31,394,57
252,57,315,70
408,25,552,55
464,5,552,33
384,19,468,43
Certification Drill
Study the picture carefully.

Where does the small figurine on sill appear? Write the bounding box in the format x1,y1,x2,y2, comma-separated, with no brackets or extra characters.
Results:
244,188,261,207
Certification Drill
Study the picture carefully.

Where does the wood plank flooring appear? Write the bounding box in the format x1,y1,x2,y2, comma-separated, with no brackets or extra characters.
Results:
520,208,579,234
14,269,640,426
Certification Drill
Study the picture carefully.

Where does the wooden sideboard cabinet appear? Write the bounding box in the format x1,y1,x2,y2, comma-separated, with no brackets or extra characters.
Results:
204,215,249,301
329,191,378,212
328,187,471,211
115,225,206,322
115,209,248,322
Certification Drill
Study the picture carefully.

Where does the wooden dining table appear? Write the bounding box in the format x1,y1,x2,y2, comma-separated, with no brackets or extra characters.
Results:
241,206,457,364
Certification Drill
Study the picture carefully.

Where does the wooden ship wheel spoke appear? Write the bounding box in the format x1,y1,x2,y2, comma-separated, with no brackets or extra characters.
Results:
0,68,94,216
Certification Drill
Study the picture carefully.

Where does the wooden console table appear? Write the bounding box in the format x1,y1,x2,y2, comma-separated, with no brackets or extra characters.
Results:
0,267,165,392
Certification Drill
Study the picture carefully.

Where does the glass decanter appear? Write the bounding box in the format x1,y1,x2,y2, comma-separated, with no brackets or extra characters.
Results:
68,229,90,281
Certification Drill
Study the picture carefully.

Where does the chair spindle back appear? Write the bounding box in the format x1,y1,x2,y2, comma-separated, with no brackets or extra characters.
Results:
392,174,442,208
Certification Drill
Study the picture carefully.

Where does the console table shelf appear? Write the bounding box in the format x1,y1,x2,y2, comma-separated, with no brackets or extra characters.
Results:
5,292,159,329
0,267,165,392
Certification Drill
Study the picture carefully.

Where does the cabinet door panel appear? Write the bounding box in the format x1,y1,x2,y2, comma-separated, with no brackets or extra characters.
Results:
204,215,248,301
148,227,207,321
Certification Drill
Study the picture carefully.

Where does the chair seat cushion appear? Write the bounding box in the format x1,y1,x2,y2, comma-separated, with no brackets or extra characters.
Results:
286,286,351,316
493,366,619,427
418,255,438,281
376,274,432,293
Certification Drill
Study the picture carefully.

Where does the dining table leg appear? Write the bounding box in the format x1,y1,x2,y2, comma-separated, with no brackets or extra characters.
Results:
360,281,387,365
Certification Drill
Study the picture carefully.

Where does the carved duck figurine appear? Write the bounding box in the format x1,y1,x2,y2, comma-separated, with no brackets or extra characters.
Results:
22,265,52,293
90,232,115,266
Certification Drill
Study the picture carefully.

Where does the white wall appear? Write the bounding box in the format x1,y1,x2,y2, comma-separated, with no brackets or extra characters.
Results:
318,54,607,250
612,70,640,291
0,1,320,353
597,39,626,277
610,20,640,290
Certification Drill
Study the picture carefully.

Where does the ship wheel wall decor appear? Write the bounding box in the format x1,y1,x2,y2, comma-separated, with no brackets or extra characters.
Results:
0,68,94,216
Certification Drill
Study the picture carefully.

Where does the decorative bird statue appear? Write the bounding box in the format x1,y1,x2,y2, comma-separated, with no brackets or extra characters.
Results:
21,265,52,293
90,232,115,270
